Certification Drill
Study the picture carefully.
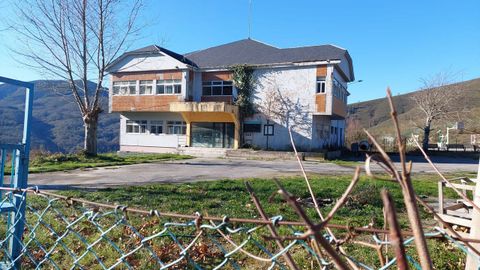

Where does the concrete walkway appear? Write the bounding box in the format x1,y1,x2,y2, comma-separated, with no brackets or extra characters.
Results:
28,156,479,189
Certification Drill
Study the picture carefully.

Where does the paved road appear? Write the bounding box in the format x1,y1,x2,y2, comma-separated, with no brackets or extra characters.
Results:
28,156,479,189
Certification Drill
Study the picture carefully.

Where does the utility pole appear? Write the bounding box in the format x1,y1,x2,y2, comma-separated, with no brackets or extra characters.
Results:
248,0,252,38
465,158,480,269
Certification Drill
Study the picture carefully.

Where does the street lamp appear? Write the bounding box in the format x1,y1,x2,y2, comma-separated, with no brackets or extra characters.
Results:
348,79,363,85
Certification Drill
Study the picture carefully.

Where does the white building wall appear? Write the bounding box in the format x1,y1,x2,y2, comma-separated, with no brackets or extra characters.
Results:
109,54,188,73
312,115,332,150
120,112,186,148
245,66,319,151
325,64,335,115
329,119,346,147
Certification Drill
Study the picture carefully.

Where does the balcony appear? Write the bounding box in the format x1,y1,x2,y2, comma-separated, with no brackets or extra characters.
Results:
169,102,238,115
111,95,183,112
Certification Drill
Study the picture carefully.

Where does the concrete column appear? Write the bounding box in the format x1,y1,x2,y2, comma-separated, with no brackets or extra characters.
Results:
180,112,191,147
234,122,240,149
466,158,480,269
182,70,188,101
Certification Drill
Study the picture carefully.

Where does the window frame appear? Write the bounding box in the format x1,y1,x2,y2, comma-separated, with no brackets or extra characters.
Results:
112,81,137,96
166,121,187,135
149,120,164,135
316,77,326,94
126,120,147,134
156,79,182,95
263,124,274,136
202,80,234,96
139,80,154,95
332,77,348,103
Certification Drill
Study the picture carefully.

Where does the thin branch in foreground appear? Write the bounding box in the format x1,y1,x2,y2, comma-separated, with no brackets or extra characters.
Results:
287,127,360,270
386,89,433,270
273,179,350,270
245,182,299,270
381,189,409,270
363,89,433,269
319,166,361,228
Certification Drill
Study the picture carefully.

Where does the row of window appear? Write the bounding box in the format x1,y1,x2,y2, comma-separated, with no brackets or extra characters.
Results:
126,120,186,135
332,78,348,103
114,78,346,101
113,80,182,96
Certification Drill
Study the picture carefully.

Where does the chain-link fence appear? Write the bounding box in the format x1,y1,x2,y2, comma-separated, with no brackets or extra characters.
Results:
0,186,477,269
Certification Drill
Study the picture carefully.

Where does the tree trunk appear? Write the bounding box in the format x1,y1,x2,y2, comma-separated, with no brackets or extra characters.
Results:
83,111,99,155
422,124,431,151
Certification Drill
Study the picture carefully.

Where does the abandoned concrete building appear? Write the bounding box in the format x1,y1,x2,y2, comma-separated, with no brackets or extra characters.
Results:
106,39,354,152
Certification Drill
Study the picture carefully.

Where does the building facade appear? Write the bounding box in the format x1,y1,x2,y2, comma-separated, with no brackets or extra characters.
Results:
106,39,354,152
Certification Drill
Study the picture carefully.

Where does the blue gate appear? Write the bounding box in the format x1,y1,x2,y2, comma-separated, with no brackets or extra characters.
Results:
0,77,34,269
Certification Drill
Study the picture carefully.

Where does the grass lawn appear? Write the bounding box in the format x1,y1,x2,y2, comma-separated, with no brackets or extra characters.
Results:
17,152,192,174
52,174,466,269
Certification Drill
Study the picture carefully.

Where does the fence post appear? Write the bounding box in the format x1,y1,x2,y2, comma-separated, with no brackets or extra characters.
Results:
0,77,34,269
466,158,480,270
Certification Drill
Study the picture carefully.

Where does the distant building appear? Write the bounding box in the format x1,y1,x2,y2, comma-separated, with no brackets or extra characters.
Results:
106,39,355,152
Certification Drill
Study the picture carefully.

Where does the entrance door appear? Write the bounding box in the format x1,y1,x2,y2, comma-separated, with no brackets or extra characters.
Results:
191,122,234,148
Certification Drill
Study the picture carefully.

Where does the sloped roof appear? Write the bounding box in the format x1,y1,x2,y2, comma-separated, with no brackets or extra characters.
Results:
106,45,197,71
185,39,354,80
109,39,354,80
184,39,280,68
185,39,349,68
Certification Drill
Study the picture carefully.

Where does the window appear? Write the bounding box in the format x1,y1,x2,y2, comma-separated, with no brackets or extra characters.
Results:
202,81,233,96
156,79,182,95
139,80,154,95
126,120,147,134
150,120,163,134
332,78,348,103
264,124,274,136
112,81,136,95
244,123,261,133
167,121,186,135
316,77,326,93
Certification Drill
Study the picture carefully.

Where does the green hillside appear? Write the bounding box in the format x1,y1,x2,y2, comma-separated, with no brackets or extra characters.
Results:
347,78,480,146
0,80,119,153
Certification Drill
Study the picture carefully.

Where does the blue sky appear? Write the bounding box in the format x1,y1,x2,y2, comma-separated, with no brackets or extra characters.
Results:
0,0,479,103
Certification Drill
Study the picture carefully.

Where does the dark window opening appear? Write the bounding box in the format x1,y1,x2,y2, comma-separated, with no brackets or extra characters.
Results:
243,123,261,133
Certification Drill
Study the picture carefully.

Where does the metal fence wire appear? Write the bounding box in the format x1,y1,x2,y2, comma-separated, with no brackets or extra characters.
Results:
0,186,477,270
0,187,315,270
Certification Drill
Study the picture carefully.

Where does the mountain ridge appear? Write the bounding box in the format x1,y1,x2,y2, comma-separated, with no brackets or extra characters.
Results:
347,78,480,145
0,80,119,153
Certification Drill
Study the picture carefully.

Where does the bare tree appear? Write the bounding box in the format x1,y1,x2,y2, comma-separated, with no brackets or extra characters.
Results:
10,0,143,155
256,75,311,135
410,72,462,150
345,117,366,147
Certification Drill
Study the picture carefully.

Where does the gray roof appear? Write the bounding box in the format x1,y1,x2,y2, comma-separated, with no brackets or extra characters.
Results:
185,39,347,67
109,39,354,80
184,39,354,80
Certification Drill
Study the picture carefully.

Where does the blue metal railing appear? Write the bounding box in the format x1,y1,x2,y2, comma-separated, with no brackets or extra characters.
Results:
0,76,34,269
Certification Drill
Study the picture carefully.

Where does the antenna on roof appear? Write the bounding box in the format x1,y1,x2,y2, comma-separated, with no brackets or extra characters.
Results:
248,0,253,39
